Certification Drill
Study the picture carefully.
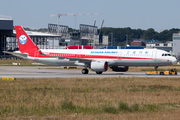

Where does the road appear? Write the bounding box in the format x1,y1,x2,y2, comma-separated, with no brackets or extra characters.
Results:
0,66,179,78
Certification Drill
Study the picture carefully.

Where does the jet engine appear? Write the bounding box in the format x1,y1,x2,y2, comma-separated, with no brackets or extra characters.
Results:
91,61,108,72
110,66,129,72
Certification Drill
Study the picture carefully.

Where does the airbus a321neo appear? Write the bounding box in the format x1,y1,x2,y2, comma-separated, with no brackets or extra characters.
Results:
5,26,177,74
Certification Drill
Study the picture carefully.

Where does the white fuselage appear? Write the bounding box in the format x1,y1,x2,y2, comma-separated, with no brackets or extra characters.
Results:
25,48,177,67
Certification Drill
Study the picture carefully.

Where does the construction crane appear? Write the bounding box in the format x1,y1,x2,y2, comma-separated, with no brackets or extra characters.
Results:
50,13,103,35
99,20,104,44
94,20,96,26
93,20,96,48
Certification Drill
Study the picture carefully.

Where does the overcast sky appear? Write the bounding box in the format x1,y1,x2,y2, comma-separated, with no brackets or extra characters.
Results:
1,0,180,32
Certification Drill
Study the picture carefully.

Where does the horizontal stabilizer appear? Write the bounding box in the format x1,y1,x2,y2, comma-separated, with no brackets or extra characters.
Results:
3,51,28,59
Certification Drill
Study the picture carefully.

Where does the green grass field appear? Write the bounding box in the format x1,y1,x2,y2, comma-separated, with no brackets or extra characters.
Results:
0,77,180,119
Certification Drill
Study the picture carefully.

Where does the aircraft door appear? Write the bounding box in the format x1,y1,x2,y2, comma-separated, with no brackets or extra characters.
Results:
152,51,156,60
118,52,122,59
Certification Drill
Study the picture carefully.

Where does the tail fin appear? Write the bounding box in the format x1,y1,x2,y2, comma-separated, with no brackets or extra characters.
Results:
15,26,40,56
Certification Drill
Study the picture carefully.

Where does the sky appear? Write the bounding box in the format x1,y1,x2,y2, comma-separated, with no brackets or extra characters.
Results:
1,0,180,32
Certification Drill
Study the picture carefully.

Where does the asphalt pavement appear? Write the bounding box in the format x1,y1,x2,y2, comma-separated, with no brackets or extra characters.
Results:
0,66,179,79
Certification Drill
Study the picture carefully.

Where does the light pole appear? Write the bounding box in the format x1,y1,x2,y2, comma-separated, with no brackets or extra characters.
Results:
126,35,128,46
111,33,113,46
57,14,60,35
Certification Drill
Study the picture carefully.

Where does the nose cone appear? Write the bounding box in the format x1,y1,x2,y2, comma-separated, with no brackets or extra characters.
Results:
171,57,177,64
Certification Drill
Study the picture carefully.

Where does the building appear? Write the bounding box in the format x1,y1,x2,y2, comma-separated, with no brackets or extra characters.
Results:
131,39,173,52
0,16,13,57
173,33,180,59
146,41,173,52
131,39,146,47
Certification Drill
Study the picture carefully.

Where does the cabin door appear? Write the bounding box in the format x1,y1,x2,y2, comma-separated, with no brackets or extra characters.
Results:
152,51,156,60
118,52,122,59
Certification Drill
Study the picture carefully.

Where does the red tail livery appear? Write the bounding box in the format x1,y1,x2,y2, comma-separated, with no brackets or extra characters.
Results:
15,26,42,57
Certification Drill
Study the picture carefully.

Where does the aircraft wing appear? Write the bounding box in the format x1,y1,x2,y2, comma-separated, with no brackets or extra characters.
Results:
41,53,92,62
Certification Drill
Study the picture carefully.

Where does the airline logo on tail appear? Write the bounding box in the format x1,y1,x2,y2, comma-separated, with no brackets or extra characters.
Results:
19,35,27,45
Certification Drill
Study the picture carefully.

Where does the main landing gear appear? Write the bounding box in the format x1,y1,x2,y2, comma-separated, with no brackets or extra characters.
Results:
82,69,89,74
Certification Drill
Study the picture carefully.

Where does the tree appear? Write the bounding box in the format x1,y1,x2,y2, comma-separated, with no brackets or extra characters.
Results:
141,28,158,40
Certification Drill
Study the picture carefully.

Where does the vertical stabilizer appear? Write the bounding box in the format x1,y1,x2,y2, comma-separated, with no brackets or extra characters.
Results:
15,26,41,57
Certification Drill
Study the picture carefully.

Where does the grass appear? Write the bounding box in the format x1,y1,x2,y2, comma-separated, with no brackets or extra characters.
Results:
0,77,180,119
0,59,38,66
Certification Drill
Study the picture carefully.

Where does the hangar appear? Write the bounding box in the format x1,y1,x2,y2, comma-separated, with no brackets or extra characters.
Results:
0,16,13,58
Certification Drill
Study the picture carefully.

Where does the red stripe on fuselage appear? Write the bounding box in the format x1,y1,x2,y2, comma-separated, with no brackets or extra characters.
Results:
43,52,163,60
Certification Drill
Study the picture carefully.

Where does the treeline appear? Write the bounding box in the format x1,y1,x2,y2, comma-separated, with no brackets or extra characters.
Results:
102,27,180,46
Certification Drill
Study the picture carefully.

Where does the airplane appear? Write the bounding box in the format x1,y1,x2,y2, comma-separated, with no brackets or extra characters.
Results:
4,26,177,74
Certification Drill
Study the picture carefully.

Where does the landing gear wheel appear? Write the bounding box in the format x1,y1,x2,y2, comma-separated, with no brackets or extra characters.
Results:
96,71,102,74
82,69,89,74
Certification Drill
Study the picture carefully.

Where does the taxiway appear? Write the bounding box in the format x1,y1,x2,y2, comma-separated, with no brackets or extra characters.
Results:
0,66,179,78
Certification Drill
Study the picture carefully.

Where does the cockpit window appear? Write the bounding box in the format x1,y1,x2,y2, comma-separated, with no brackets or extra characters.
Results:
162,53,172,56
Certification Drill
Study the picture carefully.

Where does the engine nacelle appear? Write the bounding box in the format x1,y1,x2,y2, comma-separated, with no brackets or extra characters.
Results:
110,66,129,72
91,61,108,72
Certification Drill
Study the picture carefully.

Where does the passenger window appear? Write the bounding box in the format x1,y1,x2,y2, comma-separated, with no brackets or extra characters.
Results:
165,54,167,56
162,54,164,56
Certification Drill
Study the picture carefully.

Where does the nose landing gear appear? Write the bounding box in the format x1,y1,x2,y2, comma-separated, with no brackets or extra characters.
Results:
82,63,89,74
154,66,158,71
